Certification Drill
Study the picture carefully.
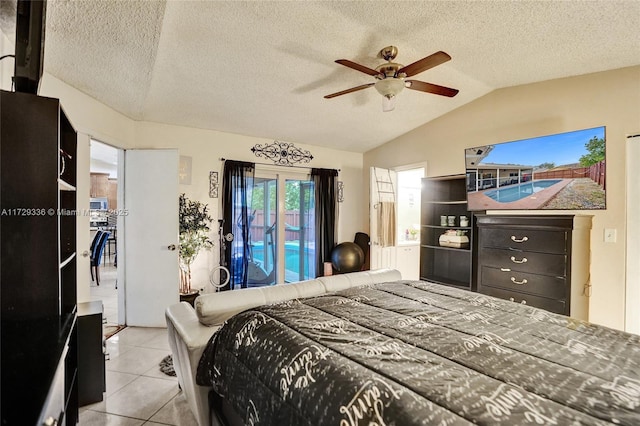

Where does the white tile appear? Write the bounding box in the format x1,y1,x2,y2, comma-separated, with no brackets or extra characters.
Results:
101,376,179,420
106,370,138,397
83,398,106,413
79,409,145,425
105,339,135,360
115,327,166,347
107,346,170,375
89,263,118,330
138,331,171,351
149,392,198,426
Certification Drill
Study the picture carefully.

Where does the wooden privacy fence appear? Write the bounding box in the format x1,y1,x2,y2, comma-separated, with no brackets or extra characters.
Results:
247,210,314,241
533,160,606,190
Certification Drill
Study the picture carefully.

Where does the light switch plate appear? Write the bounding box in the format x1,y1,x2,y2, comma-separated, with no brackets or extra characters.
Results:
604,228,617,243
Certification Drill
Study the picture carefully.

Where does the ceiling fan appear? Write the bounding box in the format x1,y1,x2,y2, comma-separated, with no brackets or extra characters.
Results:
324,46,459,111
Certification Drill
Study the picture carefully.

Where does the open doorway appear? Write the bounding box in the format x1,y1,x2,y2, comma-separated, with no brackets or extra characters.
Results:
395,167,424,280
369,165,424,279
89,139,120,331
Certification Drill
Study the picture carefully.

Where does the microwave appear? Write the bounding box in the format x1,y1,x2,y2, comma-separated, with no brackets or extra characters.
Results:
89,197,108,210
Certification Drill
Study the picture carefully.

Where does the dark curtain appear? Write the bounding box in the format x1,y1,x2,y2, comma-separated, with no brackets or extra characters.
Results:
311,168,338,277
222,160,255,290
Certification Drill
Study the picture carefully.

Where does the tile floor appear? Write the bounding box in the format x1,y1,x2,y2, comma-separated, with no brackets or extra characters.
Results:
89,262,119,328
85,260,198,425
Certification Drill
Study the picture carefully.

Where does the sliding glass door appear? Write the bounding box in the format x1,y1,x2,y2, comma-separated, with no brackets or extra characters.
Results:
246,177,278,286
246,171,314,286
283,179,315,282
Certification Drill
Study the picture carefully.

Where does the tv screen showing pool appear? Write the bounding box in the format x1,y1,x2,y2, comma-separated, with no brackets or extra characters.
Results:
464,126,606,211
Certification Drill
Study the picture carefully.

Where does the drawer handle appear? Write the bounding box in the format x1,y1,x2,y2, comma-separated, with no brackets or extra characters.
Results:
509,297,515,302
511,277,528,285
511,235,529,243
500,268,511,272
510,256,528,264
521,300,527,305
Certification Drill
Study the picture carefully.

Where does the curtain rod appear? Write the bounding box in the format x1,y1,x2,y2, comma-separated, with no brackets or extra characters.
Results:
219,158,340,172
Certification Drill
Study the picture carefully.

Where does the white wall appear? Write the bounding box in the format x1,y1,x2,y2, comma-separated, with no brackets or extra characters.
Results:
134,122,364,290
39,74,137,303
0,29,13,90
39,74,364,295
39,74,136,147
626,135,640,333
364,66,640,331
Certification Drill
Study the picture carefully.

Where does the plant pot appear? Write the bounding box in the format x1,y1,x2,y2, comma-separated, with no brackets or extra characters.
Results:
179,290,200,307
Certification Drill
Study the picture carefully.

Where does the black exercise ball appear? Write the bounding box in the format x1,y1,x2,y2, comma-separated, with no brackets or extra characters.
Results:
331,242,364,274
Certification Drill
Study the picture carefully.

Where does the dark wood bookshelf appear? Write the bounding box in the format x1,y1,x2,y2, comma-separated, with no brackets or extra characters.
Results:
420,174,476,291
1,90,78,425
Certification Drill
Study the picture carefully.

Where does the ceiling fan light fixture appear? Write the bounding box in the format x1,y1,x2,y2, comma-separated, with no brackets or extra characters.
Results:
382,95,396,112
374,78,405,98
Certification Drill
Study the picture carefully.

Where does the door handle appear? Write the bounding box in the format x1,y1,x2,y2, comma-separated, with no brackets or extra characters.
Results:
168,244,176,251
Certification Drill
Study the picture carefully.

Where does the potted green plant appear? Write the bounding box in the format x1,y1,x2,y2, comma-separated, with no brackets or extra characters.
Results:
179,194,213,297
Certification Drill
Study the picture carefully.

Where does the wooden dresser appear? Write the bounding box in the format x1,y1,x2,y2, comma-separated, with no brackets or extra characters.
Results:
476,215,591,320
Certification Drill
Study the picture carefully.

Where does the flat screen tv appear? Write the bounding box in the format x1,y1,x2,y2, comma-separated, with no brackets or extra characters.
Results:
13,0,47,94
465,126,606,211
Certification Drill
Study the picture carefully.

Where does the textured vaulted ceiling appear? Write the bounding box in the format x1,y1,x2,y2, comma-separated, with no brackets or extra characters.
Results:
38,1,640,153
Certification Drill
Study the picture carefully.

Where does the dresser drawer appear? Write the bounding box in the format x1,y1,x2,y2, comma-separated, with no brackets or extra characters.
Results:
479,266,566,299
479,228,568,254
479,248,567,277
479,285,567,315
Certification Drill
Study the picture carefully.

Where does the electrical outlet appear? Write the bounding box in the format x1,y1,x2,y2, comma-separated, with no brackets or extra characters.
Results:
604,228,617,243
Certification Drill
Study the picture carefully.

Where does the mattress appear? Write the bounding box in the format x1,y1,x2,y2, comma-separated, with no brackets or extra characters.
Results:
196,280,640,425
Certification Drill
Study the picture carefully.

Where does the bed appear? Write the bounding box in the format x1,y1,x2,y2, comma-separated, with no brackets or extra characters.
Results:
166,270,640,425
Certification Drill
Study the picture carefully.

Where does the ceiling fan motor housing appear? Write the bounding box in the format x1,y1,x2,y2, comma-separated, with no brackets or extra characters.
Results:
375,60,406,98
375,63,405,79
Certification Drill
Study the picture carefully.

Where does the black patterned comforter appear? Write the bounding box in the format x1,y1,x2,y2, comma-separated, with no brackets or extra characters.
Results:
196,280,640,425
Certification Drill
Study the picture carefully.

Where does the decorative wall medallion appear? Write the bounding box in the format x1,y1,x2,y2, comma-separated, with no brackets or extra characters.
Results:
337,181,344,203
251,140,313,166
209,171,219,198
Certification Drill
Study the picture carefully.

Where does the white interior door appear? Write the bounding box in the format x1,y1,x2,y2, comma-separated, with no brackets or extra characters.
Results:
122,149,179,327
75,133,92,303
626,134,640,334
369,167,398,270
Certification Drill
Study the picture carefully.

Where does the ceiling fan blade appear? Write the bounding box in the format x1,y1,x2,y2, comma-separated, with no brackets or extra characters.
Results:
406,80,459,97
397,51,451,77
324,83,375,99
335,59,382,77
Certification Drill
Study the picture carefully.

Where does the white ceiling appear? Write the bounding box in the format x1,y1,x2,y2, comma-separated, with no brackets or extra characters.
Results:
90,139,119,178
34,1,640,153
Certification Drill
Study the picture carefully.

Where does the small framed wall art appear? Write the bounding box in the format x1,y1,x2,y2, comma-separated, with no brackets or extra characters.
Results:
209,171,219,198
